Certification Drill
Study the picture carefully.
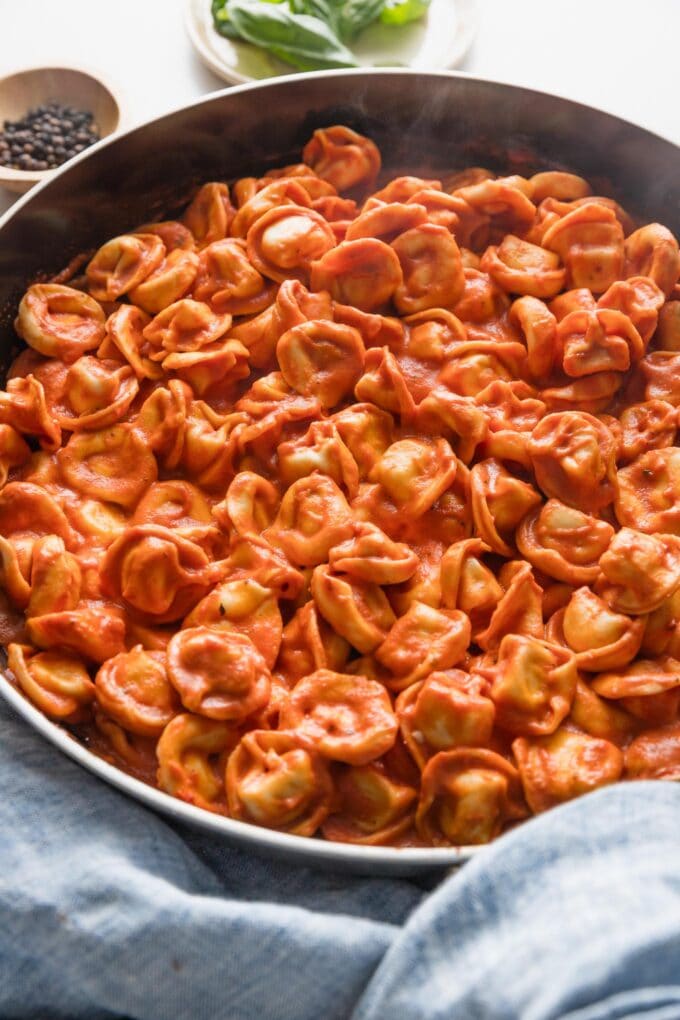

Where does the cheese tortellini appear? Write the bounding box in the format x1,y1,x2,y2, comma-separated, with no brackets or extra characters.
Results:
3,124,680,848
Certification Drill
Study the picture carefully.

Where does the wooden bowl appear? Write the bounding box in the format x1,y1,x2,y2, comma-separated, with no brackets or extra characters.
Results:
0,66,122,194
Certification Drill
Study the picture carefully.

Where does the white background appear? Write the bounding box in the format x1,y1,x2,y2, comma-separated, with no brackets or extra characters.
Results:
1,0,679,216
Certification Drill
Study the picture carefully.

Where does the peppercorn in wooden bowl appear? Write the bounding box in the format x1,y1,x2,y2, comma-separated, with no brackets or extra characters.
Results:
0,67,122,195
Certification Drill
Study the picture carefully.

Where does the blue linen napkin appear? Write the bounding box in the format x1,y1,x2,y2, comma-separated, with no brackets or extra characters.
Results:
0,696,678,1020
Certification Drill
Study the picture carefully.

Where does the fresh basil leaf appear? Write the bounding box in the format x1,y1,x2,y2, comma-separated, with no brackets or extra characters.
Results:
288,0,330,19
228,0,358,69
289,0,341,36
337,0,384,40
379,0,430,26
211,0,242,39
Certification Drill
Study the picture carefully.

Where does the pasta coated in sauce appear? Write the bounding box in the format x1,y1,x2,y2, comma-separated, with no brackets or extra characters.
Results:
3,123,680,848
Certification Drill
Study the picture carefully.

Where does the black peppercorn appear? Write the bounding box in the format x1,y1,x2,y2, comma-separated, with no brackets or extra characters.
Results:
0,99,100,172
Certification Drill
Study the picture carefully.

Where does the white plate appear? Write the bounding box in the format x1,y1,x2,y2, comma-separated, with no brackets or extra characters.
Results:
185,0,478,85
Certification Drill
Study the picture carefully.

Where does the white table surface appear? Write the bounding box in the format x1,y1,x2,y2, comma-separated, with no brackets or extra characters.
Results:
1,0,679,217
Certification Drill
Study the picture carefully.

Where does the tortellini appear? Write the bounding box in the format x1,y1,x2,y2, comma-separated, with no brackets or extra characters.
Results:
528,411,618,512
625,723,680,780
248,205,336,284
368,437,457,518
277,319,365,408
376,601,471,691
193,238,273,316
311,563,396,653
100,524,222,622
517,499,614,584
615,448,680,534
182,182,234,247
130,248,199,314
439,537,503,634
15,284,106,362
397,670,495,768
391,224,465,314
481,235,566,298
95,646,179,736
102,304,163,381
328,522,418,584
321,760,417,846
8,643,95,721
624,223,680,297
167,627,270,721
86,233,165,301
277,601,350,684
547,586,645,672
476,634,577,735
303,125,381,193
26,534,82,618
157,712,237,814
616,400,676,464
183,576,284,668
26,600,126,664
470,458,541,555
596,527,680,615
3,123,680,849
58,425,158,508
416,748,527,846
591,658,680,726
226,730,332,835
541,201,624,293
513,729,624,813
0,375,61,451
266,475,353,567
279,668,397,765
311,238,403,312
555,308,643,377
